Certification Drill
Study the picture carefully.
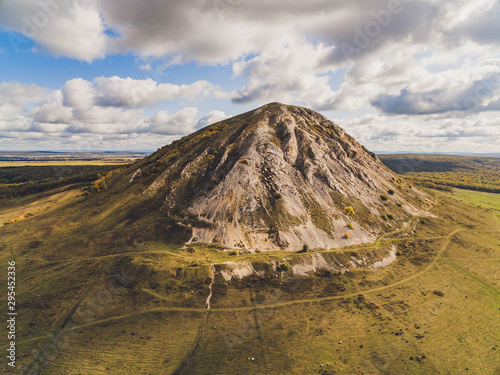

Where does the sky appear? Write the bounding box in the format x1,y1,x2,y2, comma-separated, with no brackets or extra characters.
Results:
0,0,499,154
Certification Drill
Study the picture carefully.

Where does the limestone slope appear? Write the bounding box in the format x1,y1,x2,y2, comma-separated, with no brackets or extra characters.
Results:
121,102,428,250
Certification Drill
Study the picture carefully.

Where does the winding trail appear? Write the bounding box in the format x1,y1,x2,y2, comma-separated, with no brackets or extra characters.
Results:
205,264,215,310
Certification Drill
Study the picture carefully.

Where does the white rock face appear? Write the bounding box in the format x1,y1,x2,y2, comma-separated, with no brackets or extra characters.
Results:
217,246,398,281
292,253,337,276
370,246,398,270
219,261,264,281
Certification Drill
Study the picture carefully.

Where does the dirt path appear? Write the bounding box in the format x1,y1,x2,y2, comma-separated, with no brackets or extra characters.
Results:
205,264,215,310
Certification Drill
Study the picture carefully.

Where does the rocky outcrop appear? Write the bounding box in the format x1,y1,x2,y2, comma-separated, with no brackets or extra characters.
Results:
215,245,399,281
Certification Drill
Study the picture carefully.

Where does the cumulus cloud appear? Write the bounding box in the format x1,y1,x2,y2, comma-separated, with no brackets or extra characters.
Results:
334,113,500,153
0,78,228,145
1,1,499,115
196,110,230,129
0,81,52,131
148,107,199,135
371,64,500,115
98,0,292,64
0,0,106,61
62,78,94,109
0,1,493,64
61,76,223,109
32,91,73,125
232,40,338,109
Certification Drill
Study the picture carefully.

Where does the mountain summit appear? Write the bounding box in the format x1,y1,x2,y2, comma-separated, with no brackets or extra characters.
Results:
121,103,427,250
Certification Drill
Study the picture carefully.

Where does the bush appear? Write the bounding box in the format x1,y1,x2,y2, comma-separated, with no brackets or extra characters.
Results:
7,215,26,224
396,202,402,207
344,231,351,239
279,263,290,272
433,290,444,297
347,223,354,229
229,250,239,256
388,189,395,195
297,244,309,253
387,213,394,220
343,206,354,215
380,194,389,201
381,214,388,221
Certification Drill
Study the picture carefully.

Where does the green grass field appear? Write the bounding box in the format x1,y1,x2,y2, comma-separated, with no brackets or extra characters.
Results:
453,189,500,212
1,188,499,374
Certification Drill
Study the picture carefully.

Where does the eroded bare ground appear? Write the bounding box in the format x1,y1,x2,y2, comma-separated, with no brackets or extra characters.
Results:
1,189,499,374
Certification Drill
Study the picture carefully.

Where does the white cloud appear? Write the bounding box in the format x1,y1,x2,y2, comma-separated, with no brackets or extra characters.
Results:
0,0,106,61
196,110,230,129
61,76,223,109
0,82,51,131
149,107,199,135
32,90,72,125
334,112,500,153
0,0,498,67
232,39,338,109
0,78,228,143
98,0,292,64
371,60,500,115
62,78,94,109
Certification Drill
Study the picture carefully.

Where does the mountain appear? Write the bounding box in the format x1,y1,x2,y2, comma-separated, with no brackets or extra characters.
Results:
116,102,428,251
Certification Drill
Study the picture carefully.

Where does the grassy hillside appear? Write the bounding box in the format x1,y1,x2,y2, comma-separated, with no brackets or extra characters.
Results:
379,154,500,193
0,165,128,199
1,184,499,374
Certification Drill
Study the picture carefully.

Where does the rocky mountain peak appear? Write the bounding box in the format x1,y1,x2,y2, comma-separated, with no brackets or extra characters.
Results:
123,103,428,251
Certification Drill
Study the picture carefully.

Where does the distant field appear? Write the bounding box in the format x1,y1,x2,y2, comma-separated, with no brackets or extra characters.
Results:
0,151,149,160
0,152,146,198
0,164,129,199
0,160,134,167
453,189,500,212
380,154,500,193
0,151,146,167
